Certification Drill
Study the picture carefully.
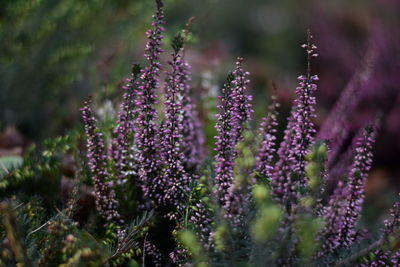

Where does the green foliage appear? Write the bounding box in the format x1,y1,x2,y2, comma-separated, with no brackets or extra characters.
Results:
1,133,79,205
0,0,155,139
306,141,327,192
294,215,324,263
251,185,282,243
178,230,207,265
0,156,23,180
0,201,31,267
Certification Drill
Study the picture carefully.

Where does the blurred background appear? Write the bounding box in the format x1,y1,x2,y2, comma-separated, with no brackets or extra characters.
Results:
1,0,399,224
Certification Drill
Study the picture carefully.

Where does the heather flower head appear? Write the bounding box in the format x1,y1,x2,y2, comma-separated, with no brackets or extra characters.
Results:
81,100,122,224
325,122,376,191
160,34,191,218
319,125,376,255
271,108,297,206
231,57,253,143
291,30,319,187
224,130,257,230
255,86,279,180
340,125,376,247
383,200,400,237
180,55,206,172
170,27,205,172
110,64,141,187
214,72,237,207
134,0,165,204
214,58,253,210
272,30,318,210
319,180,347,255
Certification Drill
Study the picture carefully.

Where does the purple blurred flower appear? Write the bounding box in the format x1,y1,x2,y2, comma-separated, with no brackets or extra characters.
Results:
317,50,374,169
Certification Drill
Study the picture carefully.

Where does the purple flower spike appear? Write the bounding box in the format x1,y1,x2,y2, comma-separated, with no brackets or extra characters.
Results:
160,36,191,219
81,100,122,224
110,64,141,187
320,126,376,254
319,181,347,255
256,86,279,180
272,30,318,209
214,73,236,207
189,201,213,249
271,108,297,206
231,57,253,143
291,31,318,187
134,0,165,204
340,126,376,247
180,57,206,171
214,57,253,215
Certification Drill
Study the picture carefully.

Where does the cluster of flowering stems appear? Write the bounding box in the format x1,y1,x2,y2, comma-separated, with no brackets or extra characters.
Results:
80,0,400,264
81,0,204,226
211,30,387,262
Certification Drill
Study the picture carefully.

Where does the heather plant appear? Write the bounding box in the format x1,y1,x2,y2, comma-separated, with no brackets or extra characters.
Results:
1,0,400,266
